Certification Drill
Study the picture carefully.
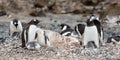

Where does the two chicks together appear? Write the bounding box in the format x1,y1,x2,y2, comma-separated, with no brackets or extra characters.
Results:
59,15,104,48
10,19,50,50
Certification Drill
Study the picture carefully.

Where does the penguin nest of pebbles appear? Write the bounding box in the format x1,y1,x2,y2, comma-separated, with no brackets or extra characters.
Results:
0,37,120,60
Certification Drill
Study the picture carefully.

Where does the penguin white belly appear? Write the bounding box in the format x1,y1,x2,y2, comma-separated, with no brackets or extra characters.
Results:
83,26,99,48
28,25,38,42
10,26,22,32
36,28,46,46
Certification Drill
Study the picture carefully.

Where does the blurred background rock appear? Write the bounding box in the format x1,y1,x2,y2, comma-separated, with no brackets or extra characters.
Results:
0,0,119,16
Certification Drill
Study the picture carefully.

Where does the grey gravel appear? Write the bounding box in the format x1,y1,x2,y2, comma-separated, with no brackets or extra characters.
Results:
0,14,120,60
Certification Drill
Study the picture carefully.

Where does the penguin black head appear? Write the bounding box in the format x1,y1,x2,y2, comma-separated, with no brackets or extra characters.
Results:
87,15,99,26
59,24,71,31
28,19,41,25
89,15,96,21
13,19,18,28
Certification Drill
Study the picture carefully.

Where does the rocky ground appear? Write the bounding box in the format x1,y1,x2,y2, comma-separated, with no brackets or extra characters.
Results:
0,13,120,60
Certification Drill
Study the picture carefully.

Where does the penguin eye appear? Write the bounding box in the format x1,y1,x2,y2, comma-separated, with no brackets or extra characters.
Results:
33,19,36,21
14,22,17,25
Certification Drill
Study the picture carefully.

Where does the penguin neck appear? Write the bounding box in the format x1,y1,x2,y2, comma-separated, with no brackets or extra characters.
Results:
15,24,18,28
87,21,94,26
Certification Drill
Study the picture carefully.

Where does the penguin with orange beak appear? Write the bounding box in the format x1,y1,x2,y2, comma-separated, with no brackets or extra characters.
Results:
75,15,104,48
25,25,40,50
21,19,41,48
83,15,104,48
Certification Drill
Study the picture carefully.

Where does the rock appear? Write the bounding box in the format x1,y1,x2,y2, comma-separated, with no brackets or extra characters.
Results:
29,10,46,17
0,11,7,16
99,2,120,22
34,0,55,7
81,0,98,6
0,0,118,15
81,0,105,6
52,0,84,14
0,38,6,44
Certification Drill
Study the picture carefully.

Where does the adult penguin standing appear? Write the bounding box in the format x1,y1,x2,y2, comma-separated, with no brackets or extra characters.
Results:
83,15,104,48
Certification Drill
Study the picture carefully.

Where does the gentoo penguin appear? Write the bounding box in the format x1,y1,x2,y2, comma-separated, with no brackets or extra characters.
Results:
9,19,23,37
23,22,50,49
59,24,71,31
83,15,103,48
107,36,120,44
21,19,41,48
75,23,85,37
91,15,104,46
59,24,74,36
25,25,40,50
74,23,86,45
